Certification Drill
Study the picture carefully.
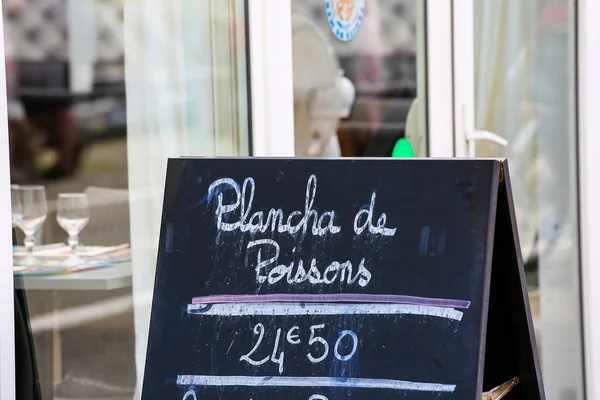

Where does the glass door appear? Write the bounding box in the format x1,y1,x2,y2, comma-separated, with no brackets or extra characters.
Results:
452,1,584,399
285,0,454,159
2,0,273,398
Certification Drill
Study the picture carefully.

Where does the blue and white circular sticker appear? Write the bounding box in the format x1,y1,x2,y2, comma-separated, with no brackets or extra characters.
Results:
325,0,365,42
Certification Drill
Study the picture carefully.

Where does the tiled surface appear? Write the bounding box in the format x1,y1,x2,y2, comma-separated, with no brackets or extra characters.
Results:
5,0,124,63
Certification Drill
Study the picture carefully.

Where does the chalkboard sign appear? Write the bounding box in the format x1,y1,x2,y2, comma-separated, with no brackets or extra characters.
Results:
141,158,545,400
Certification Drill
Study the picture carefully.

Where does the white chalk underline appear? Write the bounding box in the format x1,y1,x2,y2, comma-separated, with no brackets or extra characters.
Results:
187,302,463,321
176,375,456,393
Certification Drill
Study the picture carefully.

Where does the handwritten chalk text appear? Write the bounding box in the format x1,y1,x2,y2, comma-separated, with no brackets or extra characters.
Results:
247,239,371,287
208,175,341,236
239,322,359,374
354,192,396,236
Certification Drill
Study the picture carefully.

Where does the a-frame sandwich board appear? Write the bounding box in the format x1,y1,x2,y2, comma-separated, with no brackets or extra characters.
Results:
480,160,545,399
140,157,546,400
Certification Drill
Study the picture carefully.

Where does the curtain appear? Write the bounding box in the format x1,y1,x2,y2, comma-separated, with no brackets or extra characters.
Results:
124,0,248,396
474,0,539,263
474,1,582,399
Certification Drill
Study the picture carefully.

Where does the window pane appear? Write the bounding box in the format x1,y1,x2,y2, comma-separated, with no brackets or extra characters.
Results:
6,0,250,398
291,0,427,158
473,1,582,398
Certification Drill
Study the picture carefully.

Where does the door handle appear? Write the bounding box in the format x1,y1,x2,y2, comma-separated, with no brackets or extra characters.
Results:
461,104,508,157
466,130,508,157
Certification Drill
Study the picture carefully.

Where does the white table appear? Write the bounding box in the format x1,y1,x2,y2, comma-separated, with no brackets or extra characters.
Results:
14,262,133,394
14,262,132,291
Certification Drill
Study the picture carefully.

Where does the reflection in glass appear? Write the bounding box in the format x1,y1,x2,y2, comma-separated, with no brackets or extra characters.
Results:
4,0,253,395
291,0,425,158
57,193,90,265
14,185,47,265
473,1,582,398
11,184,21,227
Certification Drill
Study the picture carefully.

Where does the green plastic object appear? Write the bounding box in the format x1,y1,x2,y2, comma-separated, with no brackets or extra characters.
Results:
391,138,415,158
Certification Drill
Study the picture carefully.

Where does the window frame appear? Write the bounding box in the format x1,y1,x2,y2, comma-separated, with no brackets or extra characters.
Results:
248,0,295,156
577,0,600,397
0,5,15,399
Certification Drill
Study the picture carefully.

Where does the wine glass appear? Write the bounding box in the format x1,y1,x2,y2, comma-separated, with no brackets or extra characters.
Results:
11,184,22,228
15,185,48,266
57,193,90,265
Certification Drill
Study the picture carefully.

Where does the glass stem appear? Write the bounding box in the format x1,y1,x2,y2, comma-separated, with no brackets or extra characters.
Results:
24,234,35,260
68,235,79,256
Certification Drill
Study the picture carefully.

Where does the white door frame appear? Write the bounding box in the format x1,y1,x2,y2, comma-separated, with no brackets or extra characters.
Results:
451,0,474,158
577,0,600,397
424,0,454,157
248,0,295,156
0,4,16,399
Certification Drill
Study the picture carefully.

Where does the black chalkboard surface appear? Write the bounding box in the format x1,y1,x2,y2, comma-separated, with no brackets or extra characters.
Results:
141,158,544,400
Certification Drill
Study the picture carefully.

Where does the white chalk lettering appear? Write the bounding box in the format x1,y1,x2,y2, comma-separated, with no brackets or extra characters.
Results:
334,330,358,361
239,324,360,376
240,323,269,367
286,326,301,345
247,239,371,287
307,324,329,364
208,178,241,232
247,239,280,284
323,262,340,284
354,192,397,236
182,390,196,400
270,328,285,373
208,175,341,236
